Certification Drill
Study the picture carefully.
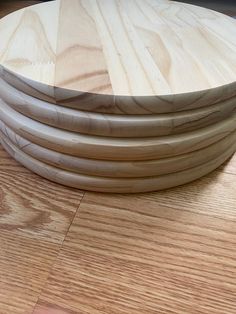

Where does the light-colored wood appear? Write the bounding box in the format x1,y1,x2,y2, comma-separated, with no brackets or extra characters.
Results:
1,135,235,193
2,78,236,137
1,0,236,114
0,0,60,87
1,0,236,96
3,65,236,115
1,100,236,162
1,2,236,314
0,0,236,192
1,120,236,178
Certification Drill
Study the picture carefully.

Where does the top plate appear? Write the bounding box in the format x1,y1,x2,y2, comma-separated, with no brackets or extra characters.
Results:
0,0,236,101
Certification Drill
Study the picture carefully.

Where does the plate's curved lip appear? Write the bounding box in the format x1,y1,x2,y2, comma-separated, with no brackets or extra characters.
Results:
2,63,236,101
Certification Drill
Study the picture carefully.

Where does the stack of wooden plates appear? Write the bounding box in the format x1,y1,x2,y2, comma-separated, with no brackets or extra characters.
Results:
0,0,236,193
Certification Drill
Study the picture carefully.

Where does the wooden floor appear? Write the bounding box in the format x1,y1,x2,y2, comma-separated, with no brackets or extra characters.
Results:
0,1,236,314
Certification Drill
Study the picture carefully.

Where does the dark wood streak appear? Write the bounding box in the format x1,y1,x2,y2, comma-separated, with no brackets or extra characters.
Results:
59,70,110,87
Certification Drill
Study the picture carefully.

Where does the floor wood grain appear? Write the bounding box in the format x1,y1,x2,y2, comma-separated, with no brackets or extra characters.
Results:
0,142,83,313
220,153,236,175
33,175,236,314
0,230,60,314
0,169,83,242
0,1,236,314
0,146,30,173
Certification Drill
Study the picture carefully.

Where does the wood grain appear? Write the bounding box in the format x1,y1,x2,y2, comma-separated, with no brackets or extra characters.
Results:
0,166,83,242
1,0,236,114
0,0,236,191
1,99,236,162
1,134,235,193
3,0,236,96
2,64,236,115
1,120,236,178
2,77,236,137
0,147,83,313
220,153,236,175
34,179,236,314
0,1,60,87
1,1,236,314
55,0,113,95
0,230,60,314
0,139,30,173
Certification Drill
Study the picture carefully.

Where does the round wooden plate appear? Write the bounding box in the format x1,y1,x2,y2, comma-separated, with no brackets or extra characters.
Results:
1,99,236,161
1,134,235,193
1,120,235,178
1,0,236,114
1,78,236,137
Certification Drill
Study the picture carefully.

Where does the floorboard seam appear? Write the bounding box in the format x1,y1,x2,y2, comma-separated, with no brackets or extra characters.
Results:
31,190,86,314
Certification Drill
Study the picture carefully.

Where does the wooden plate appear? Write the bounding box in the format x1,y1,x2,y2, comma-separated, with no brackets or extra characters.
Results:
1,78,236,137
1,0,236,114
1,100,236,161
1,120,235,178
1,134,235,193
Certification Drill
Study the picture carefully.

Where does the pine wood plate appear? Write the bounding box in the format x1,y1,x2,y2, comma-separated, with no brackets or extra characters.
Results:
1,133,235,193
1,0,236,114
1,78,236,137
1,120,235,178
1,99,236,161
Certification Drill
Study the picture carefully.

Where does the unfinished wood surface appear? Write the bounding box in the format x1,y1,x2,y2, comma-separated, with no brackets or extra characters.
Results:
1,100,236,162
1,134,235,193
2,78,236,137
0,0,236,192
1,0,236,114
3,65,236,115
1,120,236,178
1,1,236,314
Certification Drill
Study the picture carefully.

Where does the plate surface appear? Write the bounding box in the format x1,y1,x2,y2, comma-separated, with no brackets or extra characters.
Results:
0,0,236,101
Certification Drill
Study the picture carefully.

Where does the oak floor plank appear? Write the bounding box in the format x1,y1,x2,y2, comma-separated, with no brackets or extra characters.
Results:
220,153,236,175
0,144,31,173
0,145,84,313
0,230,62,314
0,145,84,242
140,169,236,219
34,170,236,314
